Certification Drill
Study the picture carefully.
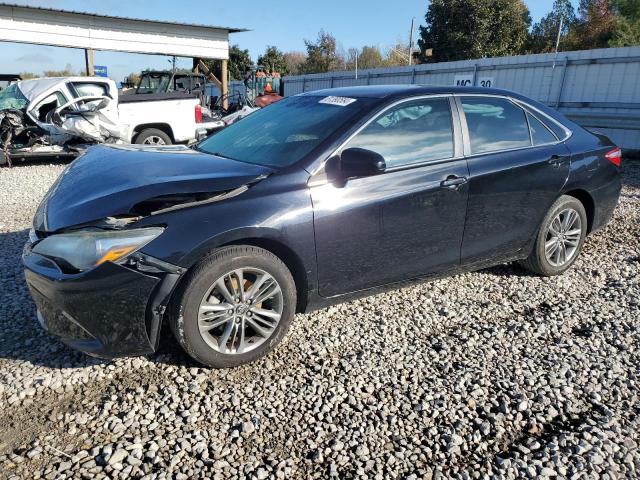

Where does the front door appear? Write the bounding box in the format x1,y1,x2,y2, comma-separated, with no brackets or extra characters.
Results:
311,96,469,297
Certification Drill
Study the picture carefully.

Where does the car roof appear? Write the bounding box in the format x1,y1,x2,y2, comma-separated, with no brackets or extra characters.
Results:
300,84,522,100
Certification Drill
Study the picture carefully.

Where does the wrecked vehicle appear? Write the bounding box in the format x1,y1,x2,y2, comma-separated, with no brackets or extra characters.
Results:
1,77,217,165
23,86,621,368
132,70,206,96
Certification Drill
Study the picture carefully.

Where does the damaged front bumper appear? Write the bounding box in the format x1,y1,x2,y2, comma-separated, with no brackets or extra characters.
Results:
22,242,183,359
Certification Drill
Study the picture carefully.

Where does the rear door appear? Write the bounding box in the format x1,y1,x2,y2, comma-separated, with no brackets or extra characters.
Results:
311,96,469,297
457,95,571,267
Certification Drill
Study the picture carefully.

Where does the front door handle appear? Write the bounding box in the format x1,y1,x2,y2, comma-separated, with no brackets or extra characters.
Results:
440,175,468,190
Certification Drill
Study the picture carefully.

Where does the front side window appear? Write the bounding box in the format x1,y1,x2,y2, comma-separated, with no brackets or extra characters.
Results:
346,97,454,168
30,91,68,123
461,97,531,154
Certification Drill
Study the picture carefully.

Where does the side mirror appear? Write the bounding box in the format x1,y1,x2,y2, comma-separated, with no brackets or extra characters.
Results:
338,148,386,179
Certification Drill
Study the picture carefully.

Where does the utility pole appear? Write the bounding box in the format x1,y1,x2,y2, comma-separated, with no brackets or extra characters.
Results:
355,50,358,80
409,17,415,66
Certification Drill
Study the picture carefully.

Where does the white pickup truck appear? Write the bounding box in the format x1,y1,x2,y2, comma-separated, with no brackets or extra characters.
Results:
0,76,217,162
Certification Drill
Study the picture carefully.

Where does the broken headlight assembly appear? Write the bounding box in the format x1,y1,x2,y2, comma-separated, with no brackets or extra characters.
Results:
32,227,164,272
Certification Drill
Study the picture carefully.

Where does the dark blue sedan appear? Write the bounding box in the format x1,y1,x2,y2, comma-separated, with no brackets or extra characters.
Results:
23,86,622,368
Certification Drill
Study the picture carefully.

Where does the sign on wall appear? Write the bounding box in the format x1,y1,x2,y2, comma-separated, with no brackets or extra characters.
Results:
453,74,496,88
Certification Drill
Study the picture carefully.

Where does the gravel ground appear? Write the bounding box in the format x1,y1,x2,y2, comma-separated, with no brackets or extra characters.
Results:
0,159,638,480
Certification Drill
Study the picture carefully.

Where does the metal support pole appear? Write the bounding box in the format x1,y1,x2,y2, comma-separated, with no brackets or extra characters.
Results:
556,56,569,109
472,64,478,86
84,48,94,76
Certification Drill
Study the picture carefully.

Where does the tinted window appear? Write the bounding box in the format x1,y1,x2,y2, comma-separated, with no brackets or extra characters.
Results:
527,111,558,145
197,95,376,168
462,97,531,154
346,98,454,168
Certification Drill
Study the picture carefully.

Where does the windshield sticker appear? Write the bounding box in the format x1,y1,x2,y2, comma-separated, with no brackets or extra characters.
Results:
318,96,357,107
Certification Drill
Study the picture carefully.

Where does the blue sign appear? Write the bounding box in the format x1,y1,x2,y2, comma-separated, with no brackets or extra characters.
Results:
94,65,108,77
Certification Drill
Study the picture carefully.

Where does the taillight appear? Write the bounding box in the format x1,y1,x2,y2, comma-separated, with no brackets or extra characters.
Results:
605,147,622,166
195,104,203,123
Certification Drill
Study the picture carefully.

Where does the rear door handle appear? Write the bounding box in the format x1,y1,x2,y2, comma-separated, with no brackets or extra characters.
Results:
548,155,568,167
440,175,468,190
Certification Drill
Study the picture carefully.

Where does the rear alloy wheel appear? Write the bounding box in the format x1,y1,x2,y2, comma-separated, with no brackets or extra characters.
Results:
135,128,172,145
169,246,296,368
520,195,588,276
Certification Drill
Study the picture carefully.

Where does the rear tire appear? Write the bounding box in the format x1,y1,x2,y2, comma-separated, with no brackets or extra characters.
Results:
168,246,296,368
520,195,587,276
135,128,172,145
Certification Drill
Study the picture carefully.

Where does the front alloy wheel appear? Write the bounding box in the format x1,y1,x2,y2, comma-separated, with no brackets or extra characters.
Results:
198,268,284,355
169,246,296,368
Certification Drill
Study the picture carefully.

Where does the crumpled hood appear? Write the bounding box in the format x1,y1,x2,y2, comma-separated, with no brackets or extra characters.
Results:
34,144,273,232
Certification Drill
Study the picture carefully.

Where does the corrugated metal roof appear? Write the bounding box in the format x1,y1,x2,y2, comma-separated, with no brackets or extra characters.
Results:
0,2,249,33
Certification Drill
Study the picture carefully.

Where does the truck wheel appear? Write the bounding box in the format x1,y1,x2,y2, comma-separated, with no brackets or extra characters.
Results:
135,128,172,145
168,246,297,368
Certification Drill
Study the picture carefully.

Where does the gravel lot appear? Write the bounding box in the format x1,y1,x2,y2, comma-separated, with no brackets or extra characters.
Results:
0,159,638,480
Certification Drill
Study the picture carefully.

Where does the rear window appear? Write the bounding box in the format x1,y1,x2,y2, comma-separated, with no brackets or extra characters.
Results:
462,97,531,154
527,111,558,145
197,95,376,168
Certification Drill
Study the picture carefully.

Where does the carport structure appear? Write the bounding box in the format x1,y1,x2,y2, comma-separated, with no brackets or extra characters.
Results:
0,3,247,97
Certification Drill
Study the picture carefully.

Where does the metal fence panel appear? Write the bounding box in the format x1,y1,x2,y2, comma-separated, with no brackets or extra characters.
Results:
282,46,640,150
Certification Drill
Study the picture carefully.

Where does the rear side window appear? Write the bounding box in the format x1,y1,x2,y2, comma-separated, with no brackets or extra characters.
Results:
527,111,558,145
346,97,454,168
71,82,110,98
461,97,531,154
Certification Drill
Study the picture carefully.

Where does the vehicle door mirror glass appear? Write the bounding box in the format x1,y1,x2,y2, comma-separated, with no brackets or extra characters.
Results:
338,147,386,178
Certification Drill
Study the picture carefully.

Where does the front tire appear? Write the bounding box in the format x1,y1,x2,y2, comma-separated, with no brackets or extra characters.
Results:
520,195,588,276
169,246,296,368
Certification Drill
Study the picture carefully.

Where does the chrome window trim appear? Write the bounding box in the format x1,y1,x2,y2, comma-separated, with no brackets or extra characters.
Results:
309,94,460,180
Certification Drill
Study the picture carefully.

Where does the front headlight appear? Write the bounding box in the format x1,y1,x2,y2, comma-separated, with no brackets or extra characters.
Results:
32,227,164,272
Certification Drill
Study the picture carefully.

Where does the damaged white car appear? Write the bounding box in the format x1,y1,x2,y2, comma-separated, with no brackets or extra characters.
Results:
0,77,215,166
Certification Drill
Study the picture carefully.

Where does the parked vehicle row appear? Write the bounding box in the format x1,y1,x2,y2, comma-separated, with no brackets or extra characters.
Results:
22,86,621,368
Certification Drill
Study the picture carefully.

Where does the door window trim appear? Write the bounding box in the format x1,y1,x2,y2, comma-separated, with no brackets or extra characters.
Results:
309,94,464,183
454,93,572,158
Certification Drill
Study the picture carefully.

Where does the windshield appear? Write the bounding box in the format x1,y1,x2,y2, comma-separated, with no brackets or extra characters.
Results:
136,73,172,94
197,95,376,168
0,83,28,110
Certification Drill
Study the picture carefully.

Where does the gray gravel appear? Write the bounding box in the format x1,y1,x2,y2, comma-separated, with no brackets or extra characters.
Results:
0,159,638,480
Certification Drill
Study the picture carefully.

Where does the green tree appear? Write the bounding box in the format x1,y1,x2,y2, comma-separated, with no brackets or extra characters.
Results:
43,63,80,77
257,46,288,74
418,0,531,62
565,0,618,49
283,51,306,75
205,45,253,82
528,0,577,52
302,30,342,73
610,0,640,46
357,46,386,69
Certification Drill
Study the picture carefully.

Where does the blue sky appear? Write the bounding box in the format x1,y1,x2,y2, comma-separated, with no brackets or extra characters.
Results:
2,0,575,83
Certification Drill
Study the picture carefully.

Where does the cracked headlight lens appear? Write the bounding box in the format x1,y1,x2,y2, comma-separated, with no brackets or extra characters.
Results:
32,227,164,272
